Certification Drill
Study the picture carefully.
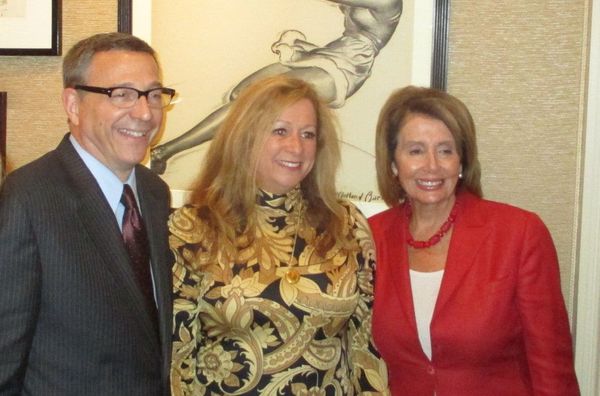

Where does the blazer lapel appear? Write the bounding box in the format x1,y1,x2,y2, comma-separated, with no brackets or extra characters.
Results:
384,207,422,337
56,137,161,351
136,168,173,363
434,192,491,315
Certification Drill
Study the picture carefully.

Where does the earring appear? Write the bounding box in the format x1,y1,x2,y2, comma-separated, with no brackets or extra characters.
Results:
459,172,463,179
391,163,398,176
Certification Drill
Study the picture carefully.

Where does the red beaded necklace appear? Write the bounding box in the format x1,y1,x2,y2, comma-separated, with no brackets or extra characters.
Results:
405,200,458,249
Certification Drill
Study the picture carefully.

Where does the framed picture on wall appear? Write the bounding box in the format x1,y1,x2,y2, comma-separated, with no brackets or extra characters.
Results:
0,0,62,56
119,0,449,209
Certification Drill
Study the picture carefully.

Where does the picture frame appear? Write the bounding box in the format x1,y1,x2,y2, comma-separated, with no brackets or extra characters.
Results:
1,92,6,175
0,0,62,56
118,0,449,89
118,1,450,209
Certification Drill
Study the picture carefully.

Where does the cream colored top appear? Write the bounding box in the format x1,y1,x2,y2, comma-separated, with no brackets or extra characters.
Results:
410,269,444,360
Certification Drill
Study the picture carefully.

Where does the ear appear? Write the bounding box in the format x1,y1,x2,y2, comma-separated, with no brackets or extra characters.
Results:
62,88,81,126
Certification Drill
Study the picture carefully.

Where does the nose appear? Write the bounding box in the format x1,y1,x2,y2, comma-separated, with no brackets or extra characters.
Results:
284,132,303,153
129,95,153,121
425,150,439,170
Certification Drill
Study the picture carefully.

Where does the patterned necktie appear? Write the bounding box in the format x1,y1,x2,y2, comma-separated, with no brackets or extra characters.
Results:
121,184,159,330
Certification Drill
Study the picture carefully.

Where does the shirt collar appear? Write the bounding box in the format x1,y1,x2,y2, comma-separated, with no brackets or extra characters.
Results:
69,135,138,215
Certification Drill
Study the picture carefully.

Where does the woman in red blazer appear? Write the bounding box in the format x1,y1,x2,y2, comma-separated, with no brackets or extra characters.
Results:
368,86,579,395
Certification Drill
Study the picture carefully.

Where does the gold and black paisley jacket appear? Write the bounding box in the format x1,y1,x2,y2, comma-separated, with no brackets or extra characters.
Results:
169,188,389,395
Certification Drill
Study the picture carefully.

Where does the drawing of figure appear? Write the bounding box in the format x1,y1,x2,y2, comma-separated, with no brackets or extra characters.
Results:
0,0,8,16
150,0,403,174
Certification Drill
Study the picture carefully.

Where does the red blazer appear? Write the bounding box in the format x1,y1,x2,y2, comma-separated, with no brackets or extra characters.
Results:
368,191,579,396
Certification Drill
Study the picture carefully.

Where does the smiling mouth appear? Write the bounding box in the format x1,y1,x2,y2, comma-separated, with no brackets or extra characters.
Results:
278,160,301,169
118,128,148,138
417,179,443,187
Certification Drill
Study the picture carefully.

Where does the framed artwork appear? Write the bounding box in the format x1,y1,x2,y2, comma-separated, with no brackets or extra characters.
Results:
119,0,449,209
1,92,6,176
0,0,62,56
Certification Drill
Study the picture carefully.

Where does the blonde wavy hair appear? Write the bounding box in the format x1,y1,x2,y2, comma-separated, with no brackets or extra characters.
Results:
190,75,347,254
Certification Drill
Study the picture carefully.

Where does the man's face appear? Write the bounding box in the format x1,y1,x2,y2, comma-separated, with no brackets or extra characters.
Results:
64,50,164,181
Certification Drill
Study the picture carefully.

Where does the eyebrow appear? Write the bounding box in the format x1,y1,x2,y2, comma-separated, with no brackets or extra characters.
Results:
274,119,317,129
401,139,455,145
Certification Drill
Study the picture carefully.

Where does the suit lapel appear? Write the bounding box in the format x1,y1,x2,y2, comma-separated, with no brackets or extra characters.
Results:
55,137,161,351
136,167,173,363
433,192,490,316
384,207,421,336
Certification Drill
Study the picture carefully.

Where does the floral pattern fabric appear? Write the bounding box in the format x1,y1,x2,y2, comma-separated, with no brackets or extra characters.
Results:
169,189,389,395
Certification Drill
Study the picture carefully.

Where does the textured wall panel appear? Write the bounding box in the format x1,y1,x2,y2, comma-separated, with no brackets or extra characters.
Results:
447,1,588,315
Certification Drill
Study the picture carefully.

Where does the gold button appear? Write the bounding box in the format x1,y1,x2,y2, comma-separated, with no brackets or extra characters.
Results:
285,269,300,284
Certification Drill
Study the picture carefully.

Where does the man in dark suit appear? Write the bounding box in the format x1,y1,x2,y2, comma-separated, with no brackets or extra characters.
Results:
0,32,175,395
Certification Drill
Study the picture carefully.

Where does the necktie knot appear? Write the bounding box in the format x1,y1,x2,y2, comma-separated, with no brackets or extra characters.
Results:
121,184,145,238
121,184,138,211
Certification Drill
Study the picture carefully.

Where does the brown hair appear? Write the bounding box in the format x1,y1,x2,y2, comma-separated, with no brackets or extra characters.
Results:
63,32,159,88
375,85,482,206
190,75,347,253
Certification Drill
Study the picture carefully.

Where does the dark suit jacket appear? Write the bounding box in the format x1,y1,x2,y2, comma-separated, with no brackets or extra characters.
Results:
0,135,173,395
369,191,579,396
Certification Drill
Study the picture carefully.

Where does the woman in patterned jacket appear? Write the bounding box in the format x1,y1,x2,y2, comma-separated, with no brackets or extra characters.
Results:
169,75,389,395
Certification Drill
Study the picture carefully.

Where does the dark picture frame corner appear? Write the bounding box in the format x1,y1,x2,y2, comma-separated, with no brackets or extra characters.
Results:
0,0,62,56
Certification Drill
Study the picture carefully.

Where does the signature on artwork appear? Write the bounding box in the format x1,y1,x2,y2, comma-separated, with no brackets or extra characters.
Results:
337,190,382,203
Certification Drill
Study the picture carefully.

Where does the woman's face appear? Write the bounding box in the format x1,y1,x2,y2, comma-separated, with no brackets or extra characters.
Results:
256,98,317,194
393,113,461,208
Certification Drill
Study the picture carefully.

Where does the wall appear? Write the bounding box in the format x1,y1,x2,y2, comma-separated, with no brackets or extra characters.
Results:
0,0,117,172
